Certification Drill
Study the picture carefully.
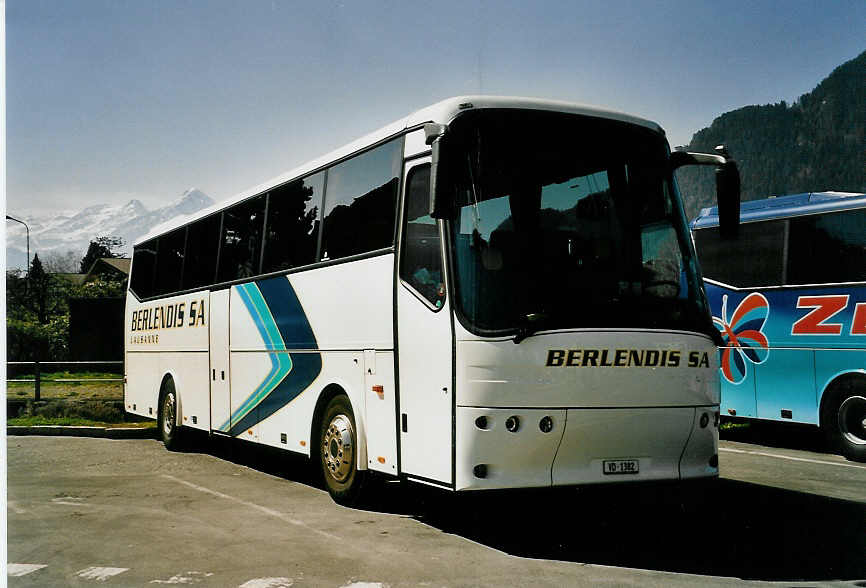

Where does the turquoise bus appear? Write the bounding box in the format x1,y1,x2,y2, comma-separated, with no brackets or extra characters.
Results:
691,191,866,462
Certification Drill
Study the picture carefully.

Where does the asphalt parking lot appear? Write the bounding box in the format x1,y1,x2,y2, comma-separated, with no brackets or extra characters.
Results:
7,430,866,587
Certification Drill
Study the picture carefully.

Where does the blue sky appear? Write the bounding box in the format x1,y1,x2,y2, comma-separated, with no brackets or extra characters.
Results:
6,0,865,214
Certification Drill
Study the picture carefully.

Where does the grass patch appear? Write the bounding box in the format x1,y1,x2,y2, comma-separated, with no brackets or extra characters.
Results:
8,415,156,428
9,398,139,424
7,375,122,400
720,420,751,431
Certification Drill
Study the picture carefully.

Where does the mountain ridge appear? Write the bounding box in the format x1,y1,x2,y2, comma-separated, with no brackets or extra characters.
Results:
676,50,865,220
5,188,215,270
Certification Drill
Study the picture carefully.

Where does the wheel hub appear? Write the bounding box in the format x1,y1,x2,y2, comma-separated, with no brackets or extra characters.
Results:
163,393,175,437
322,414,354,483
838,395,866,446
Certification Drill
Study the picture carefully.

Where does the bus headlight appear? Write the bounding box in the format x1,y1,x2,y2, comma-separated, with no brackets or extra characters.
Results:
699,412,710,428
539,416,554,433
505,416,521,433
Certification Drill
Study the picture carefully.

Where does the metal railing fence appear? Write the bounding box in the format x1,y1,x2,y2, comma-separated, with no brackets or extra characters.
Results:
7,361,123,401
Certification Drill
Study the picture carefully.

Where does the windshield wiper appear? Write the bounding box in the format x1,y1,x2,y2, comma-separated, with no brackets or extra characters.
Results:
513,312,548,344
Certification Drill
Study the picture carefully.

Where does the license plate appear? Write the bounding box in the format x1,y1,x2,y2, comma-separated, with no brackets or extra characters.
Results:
603,459,639,475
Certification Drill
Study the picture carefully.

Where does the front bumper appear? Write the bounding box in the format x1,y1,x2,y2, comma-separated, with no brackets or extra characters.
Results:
455,405,719,491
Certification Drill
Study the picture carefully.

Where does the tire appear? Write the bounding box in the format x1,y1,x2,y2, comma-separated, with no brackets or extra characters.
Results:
319,395,367,505
822,378,866,463
158,379,184,451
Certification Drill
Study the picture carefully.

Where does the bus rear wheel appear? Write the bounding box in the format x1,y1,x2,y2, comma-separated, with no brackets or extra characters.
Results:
319,395,366,505
823,379,866,463
158,379,184,451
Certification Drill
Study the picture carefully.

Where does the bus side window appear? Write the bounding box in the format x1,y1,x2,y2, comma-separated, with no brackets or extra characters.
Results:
399,164,444,307
217,195,266,283
319,138,401,261
130,239,158,299
787,208,866,285
183,214,221,290
261,173,323,274
154,227,186,296
693,219,786,288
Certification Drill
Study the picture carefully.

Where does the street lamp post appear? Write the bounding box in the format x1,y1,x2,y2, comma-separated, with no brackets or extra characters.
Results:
6,214,31,275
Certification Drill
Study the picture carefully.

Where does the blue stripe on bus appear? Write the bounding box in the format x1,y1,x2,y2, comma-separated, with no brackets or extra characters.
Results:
257,276,319,349
219,283,293,432
224,277,322,437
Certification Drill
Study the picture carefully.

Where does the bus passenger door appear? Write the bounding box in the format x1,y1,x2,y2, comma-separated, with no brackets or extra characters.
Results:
397,159,454,486
209,289,231,433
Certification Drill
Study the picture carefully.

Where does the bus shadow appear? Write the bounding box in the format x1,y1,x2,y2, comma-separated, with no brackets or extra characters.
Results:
721,419,832,455
178,431,326,489
405,480,866,582
177,434,865,581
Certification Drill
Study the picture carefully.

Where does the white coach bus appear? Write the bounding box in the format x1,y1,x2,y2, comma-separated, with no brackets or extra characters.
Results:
125,96,740,504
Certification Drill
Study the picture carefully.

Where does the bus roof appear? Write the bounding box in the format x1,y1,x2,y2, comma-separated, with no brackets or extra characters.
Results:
137,96,664,245
691,191,866,229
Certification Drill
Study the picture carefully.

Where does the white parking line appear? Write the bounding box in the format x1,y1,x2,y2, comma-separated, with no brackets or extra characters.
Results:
238,578,294,588
8,564,47,577
52,496,90,506
76,566,129,581
162,474,343,542
150,571,215,584
720,446,866,470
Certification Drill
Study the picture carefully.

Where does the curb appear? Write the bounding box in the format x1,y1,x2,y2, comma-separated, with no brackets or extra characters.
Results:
7,425,158,439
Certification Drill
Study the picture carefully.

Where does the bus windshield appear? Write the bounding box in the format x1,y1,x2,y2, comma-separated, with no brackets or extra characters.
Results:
443,109,709,336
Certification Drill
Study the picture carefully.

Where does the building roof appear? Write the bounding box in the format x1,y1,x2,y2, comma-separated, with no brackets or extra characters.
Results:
98,257,131,274
83,257,131,282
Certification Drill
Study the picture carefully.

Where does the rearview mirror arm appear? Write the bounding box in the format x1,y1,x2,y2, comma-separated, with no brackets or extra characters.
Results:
672,146,741,240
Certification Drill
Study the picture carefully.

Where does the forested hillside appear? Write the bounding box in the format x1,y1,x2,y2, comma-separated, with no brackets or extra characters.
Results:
676,50,865,221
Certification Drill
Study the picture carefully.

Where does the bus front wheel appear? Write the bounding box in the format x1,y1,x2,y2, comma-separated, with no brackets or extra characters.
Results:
822,379,866,463
158,379,184,451
319,395,367,505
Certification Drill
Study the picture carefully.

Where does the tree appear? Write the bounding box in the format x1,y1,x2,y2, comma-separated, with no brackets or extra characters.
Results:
79,236,124,273
43,250,81,273
6,254,70,361
28,254,58,324
69,273,128,299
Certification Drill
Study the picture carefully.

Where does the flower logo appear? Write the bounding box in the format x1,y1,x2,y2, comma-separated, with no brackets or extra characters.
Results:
713,293,770,384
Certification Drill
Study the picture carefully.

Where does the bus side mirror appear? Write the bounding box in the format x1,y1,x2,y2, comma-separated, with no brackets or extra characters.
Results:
425,123,452,219
715,158,741,240
671,146,741,239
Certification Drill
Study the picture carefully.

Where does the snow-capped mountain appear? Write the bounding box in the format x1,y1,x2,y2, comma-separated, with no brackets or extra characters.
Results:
5,188,215,270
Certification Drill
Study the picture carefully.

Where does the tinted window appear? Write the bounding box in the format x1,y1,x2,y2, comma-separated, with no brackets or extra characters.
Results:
788,208,866,284
443,109,707,335
183,214,221,289
320,139,401,261
693,220,786,287
130,239,157,298
399,165,444,307
217,195,266,283
154,228,186,296
262,172,323,273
